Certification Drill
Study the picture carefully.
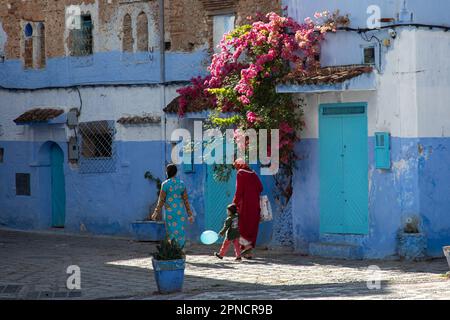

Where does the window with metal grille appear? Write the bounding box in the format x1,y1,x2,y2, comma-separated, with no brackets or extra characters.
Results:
16,173,30,196
79,120,116,173
70,15,93,56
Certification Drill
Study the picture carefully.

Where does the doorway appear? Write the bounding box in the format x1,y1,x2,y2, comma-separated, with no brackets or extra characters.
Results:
319,103,368,234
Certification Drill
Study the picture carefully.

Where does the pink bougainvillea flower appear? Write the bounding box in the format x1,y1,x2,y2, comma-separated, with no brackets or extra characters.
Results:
280,122,294,134
246,111,258,123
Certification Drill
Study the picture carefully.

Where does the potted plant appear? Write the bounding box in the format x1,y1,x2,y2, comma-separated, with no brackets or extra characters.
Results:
131,171,166,242
397,215,427,261
152,237,186,294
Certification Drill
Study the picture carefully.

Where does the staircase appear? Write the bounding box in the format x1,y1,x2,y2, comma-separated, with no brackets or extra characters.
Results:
309,234,365,260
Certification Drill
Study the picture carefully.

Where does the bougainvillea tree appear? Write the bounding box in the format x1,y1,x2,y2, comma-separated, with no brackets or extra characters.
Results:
176,10,349,205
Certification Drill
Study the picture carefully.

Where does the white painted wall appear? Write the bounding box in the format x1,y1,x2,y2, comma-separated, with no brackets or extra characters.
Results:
299,28,421,139
0,85,185,142
284,0,450,28
415,29,450,138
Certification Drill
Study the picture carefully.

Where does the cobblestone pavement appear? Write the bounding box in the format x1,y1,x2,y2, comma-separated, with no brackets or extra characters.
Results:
0,229,449,300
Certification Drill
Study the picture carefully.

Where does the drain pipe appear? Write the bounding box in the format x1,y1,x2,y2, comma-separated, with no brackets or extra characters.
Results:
159,0,167,168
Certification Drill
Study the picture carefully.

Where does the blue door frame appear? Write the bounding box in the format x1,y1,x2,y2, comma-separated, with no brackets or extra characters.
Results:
319,102,369,235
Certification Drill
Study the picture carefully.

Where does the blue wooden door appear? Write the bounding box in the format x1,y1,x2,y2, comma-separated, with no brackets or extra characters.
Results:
205,165,236,237
51,144,66,228
319,103,368,234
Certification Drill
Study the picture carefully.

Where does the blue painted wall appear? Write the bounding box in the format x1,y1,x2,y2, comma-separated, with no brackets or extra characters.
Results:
0,50,209,89
292,136,450,258
0,139,274,246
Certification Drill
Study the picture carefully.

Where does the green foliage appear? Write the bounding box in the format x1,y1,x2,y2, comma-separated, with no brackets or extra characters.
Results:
144,171,162,196
153,237,185,261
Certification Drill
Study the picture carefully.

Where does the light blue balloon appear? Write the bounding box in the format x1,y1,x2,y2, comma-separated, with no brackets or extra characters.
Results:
200,230,219,245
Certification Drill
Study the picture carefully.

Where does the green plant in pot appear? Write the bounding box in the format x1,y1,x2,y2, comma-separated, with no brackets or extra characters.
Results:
152,237,186,294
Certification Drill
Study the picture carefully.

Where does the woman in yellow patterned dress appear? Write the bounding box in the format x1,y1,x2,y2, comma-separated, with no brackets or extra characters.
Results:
151,164,194,248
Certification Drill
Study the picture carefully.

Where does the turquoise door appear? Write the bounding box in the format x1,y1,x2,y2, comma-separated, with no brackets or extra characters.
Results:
319,103,368,234
51,144,66,228
205,165,236,237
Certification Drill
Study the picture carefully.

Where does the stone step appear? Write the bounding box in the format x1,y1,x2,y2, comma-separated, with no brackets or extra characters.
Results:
309,242,364,260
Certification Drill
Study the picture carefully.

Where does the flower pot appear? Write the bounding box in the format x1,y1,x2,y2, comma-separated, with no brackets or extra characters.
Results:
398,232,427,261
443,246,450,270
152,258,185,294
131,221,166,242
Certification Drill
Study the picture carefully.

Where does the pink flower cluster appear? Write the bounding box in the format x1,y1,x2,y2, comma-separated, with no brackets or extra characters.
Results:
177,11,336,163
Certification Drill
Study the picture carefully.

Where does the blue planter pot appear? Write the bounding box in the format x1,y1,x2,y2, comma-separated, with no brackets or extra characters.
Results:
131,221,166,242
152,258,185,294
398,232,427,261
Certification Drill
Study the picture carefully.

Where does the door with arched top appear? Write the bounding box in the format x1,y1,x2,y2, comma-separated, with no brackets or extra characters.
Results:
51,144,66,227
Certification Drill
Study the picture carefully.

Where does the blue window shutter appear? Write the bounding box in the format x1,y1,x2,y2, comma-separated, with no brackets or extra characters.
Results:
375,132,390,169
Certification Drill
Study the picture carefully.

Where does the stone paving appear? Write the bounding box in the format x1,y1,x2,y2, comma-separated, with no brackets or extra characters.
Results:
0,229,449,300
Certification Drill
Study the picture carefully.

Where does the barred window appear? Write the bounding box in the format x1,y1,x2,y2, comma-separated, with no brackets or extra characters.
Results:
79,121,116,174
70,15,93,56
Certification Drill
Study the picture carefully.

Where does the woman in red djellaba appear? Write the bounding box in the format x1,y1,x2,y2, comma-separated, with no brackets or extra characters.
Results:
232,158,263,259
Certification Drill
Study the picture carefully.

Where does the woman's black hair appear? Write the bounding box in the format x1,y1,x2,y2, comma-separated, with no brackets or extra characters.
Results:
227,203,237,215
166,163,178,178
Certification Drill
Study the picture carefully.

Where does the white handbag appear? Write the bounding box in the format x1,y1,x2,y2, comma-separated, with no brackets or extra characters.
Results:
260,195,273,222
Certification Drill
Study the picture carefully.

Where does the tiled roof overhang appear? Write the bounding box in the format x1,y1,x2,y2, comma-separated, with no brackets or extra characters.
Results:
283,65,373,86
277,65,376,93
117,115,162,125
14,108,65,124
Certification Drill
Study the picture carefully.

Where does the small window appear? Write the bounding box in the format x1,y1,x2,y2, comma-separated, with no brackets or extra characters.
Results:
79,121,114,159
70,15,93,56
0,147,4,163
213,14,235,53
78,121,116,174
16,173,31,196
363,46,375,65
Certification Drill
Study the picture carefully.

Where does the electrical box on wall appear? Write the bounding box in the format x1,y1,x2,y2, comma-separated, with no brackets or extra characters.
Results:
67,109,79,127
375,132,391,169
68,137,79,161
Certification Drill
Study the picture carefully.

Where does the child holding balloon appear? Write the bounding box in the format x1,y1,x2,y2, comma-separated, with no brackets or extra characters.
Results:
214,204,241,261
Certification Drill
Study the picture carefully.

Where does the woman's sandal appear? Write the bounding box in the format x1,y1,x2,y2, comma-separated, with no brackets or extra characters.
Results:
241,247,253,256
